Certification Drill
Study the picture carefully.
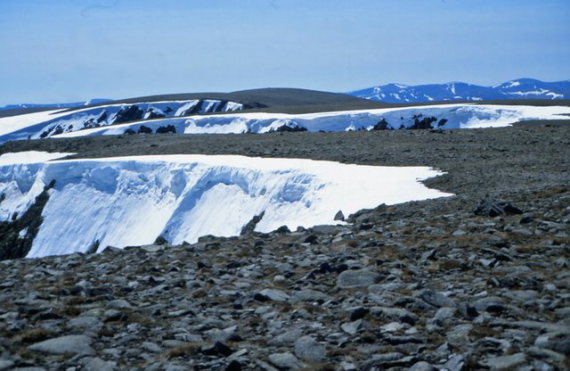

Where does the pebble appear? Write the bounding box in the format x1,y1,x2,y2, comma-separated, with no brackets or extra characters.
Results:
336,269,382,288
268,352,304,370
482,353,526,369
294,336,327,362
28,335,95,355
258,288,290,302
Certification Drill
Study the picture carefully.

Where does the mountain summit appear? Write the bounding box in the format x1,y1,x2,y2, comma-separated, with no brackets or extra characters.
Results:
349,78,570,103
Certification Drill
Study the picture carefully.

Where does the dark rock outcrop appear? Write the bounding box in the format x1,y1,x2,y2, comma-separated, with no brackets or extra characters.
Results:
113,105,144,124
0,180,55,260
474,198,523,217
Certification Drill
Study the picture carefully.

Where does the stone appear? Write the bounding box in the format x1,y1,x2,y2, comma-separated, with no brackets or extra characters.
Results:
0,360,15,371
108,299,132,309
268,352,304,370
340,361,357,370
420,290,455,308
527,346,565,364
341,319,362,335
482,353,526,369
201,342,233,357
240,212,264,235
142,341,162,353
380,321,405,332
294,336,326,362
446,324,473,346
474,199,523,217
28,335,95,355
349,307,370,321
337,269,382,288
534,332,570,355
409,361,435,371
269,329,303,345
290,289,330,302
258,288,290,302
371,306,418,325
205,326,238,343
225,360,243,371
441,354,464,371
458,302,478,319
80,357,117,371
473,296,505,313
68,316,103,330
430,307,456,327
364,353,416,368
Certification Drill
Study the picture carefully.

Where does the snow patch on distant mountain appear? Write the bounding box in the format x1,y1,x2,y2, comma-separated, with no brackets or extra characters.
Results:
0,99,112,111
0,152,451,258
350,78,570,103
51,104,570,138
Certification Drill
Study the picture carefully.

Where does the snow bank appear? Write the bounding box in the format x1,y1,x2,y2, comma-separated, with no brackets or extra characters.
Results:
0,151,72,165
0,99,244,143
0,152,451,258
53,104,570,138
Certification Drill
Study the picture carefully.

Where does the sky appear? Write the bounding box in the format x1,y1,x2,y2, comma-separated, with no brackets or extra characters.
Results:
0,0,569,105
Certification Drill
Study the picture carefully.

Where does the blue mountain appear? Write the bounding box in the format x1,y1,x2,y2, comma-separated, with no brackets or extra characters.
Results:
348,78,570,103
0,98,112,111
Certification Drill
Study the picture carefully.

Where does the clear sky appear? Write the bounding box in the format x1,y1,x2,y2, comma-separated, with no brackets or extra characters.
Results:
0,0,569,105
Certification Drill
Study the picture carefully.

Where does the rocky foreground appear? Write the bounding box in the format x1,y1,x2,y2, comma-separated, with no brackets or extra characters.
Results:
0,121,569,370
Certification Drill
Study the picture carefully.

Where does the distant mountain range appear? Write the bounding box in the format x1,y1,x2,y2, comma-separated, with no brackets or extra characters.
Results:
348,78,570,103
0,99,112,111
3,79,569,112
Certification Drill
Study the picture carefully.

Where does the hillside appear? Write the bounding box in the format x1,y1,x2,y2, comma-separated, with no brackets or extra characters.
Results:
1,97,569,144
0,120,568,369
350,78,570,103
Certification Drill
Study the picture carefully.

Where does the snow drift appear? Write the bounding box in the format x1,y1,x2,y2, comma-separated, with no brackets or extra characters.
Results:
0,99,243,143
52,104,570,138
1,103,568,143
0,152,451,258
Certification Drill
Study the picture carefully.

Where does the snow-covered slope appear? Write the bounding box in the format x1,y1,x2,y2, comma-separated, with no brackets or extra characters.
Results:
51,104,570,138
2,100,568,143
0,99,243,143
350,78,570,103
0,152,451,258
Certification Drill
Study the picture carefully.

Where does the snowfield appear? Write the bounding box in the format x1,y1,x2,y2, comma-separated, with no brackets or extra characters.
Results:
0,152,452,258
53,104,570,138
0,99,243,143
0,103,568,142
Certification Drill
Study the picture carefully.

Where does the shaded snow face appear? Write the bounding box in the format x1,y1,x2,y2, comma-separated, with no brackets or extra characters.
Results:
0,153,451,258
53,104,570,138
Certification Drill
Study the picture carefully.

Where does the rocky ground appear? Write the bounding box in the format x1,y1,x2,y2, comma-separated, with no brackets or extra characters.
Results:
0,121,569,370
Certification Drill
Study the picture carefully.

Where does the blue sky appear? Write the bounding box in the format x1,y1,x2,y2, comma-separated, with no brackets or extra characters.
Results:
0,0,569,104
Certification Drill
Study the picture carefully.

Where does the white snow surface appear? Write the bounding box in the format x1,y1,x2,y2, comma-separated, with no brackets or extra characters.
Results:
0,109,68,136
0,151,73,165
52,104,570,138
0,152,451,258
0,99,244,143
1,103,568,142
